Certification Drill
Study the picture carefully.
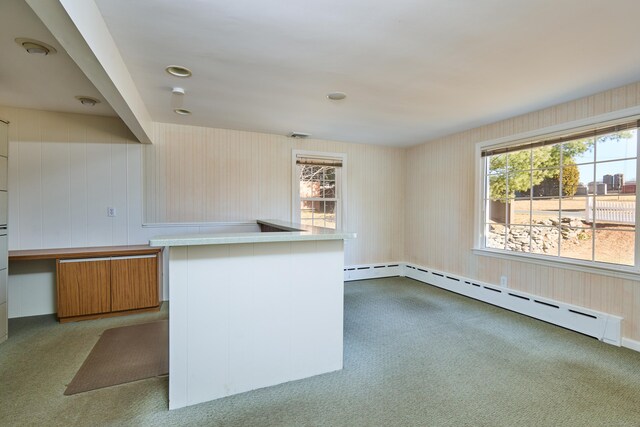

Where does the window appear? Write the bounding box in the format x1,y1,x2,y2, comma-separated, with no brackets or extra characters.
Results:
293,151,344,229
480,119,639,270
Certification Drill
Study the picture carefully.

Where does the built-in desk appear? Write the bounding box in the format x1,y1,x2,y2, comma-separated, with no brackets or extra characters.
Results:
9,245,160,261
9,245,162,322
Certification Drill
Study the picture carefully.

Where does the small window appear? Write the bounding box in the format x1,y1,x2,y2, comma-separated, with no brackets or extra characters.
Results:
480,119,638,269
293,151,344,229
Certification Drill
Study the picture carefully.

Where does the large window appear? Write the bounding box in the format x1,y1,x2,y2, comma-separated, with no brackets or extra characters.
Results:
481,119,638,269
293,152,344,229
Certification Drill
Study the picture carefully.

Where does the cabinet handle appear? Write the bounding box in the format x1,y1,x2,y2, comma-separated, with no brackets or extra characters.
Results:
58,255,157,263
112,255,157,260
59,257,111,263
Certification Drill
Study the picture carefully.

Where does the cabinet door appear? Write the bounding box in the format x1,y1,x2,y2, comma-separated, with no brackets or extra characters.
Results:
0,234,6,270
0,121,7,157
0,156,9,191
0,156,7,191
0,191,7,225
110,255,158,312
57,259,111,318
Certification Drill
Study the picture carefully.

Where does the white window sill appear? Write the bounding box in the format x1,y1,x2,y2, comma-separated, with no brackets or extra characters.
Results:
473,247,640,281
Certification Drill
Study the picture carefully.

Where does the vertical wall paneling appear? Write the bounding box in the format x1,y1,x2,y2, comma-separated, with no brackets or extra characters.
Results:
2,106,405,317
69,142,89,247
0,107,142,317
405,81,640,342
146,122,406,266
86,143,113,246
41,142,71,248
110,142,129,245
3,81,640,343
17,140,42,249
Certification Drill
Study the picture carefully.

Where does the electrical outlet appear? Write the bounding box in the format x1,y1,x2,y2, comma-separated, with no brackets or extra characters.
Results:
500,275,508,287
107,207,116,217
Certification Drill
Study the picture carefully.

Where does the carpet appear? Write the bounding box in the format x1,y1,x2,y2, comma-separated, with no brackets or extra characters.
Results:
64,320,168,395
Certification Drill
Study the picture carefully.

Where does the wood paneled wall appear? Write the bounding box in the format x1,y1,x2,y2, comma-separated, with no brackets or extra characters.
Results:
1,106,404,315
145,123,406,265
5,81,640,342
0,107,140,250
405,82,640,342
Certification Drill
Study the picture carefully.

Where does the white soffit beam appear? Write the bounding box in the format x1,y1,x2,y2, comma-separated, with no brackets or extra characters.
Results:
25,0,153,144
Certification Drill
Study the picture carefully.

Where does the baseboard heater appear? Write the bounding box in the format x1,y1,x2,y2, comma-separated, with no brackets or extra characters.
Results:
343,262,622,346
344,263,402,281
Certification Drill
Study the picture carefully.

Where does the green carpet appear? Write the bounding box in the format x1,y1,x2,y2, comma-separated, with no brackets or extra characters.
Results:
1,277,639,426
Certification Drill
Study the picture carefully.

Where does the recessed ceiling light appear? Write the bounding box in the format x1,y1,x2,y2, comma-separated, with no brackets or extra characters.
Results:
75,96,100,106
174,108,191,115
327,92,347,101
15,38,57,56
166,65,192,77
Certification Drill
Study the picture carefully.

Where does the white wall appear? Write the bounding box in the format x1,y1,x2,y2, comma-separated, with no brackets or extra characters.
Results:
1,107,405,318
146,122,406,266
405,81,640,343
1,107,144,316
1,107,256,317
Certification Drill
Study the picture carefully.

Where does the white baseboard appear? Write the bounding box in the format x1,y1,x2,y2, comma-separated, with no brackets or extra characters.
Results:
622,338,640,352
344,261,625,348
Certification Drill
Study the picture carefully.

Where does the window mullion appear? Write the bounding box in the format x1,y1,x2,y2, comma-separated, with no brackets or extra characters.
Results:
591,139,597,263
478,118,638,271
505,154,509,250
635,129,640,268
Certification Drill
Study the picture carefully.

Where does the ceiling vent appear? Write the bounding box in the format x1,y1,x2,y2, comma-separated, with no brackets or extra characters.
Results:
75,96,100,106
289,132,311,139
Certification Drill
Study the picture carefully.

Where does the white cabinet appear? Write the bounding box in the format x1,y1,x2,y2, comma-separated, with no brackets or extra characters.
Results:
0,192,6,226
0,120,6,157
0,156,6,191
0,119,7,344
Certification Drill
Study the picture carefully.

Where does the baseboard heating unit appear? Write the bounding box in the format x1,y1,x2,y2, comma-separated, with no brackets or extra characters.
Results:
344,263,403,281
344,262,622,346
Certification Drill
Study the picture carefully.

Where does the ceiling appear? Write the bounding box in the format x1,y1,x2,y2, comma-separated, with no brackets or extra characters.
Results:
5,1,640,147
0,0,115,117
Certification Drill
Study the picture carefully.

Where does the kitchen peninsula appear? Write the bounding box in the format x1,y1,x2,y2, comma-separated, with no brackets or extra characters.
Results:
150,220,356,410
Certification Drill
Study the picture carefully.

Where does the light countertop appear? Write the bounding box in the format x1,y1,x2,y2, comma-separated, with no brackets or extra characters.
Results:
149,219,356,247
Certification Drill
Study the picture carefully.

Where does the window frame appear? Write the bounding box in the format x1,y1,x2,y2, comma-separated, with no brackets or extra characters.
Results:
474,110,640,280
292,150,347,229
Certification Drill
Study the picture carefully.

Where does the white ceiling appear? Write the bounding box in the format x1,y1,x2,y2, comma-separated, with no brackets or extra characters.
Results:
0,0,115,117
6,0,640,147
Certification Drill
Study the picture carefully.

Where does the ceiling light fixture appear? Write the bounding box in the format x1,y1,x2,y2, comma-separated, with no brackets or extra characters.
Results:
171,87,185,109
15,38,57,56
327,92,347,101
75,96,100,106
166,65,192,78
174,108,191,115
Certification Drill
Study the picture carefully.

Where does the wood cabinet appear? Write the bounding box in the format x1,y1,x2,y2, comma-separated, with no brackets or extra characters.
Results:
9,245,162,322
48,247,162,322
57,258,111,318
110,255,158,311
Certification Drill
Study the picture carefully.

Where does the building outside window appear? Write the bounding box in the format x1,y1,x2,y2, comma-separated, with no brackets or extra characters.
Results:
293,151,344,229
480,119,638,269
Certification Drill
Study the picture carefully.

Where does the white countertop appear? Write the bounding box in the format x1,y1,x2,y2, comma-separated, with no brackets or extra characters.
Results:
149,219,357,247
